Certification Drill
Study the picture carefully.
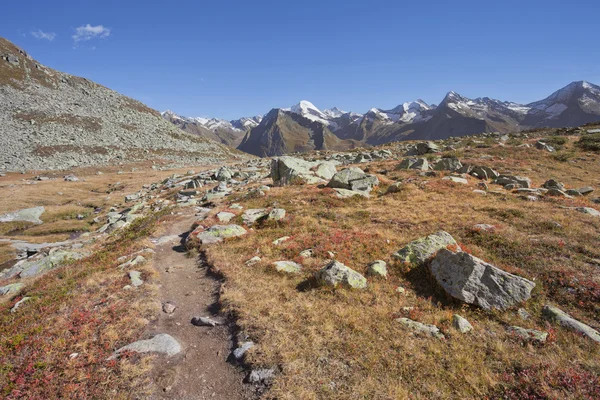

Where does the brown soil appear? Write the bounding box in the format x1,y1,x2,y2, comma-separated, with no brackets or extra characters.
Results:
147,209,251,399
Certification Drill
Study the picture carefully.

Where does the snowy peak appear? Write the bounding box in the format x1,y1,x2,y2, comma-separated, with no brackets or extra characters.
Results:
323,107,346,118
287,100,329,122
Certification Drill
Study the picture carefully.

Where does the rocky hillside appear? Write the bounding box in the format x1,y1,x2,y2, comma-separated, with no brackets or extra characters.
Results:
0,38,244,172
237,108,362,157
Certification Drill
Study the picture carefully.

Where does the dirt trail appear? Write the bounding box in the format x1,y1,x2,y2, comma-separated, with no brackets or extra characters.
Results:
148,210,249,399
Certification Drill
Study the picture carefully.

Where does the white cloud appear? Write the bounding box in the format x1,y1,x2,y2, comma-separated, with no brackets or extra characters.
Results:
72,24,111,43
31,30,56,41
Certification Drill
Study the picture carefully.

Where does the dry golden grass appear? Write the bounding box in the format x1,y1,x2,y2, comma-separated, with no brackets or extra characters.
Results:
202,137,600,399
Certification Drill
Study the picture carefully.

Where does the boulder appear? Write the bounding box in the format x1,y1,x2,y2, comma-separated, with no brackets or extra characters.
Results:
542,179,566,191
397,158,429,171
434,158,462,171
214,166,233,181
429,249,535,310
315,260,367,289
271,157,332,186
313,161,338,180
327,167,378,193
392,231,458,266
542,305,600,342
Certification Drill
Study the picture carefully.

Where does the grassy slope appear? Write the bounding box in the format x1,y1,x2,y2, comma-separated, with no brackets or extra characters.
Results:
202,135,600,399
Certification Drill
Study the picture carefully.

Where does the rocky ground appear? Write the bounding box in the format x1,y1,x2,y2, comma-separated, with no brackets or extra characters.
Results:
1,125,600,398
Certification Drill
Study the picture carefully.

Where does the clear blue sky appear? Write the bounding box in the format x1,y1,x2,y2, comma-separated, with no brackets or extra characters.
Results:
2,0,599,120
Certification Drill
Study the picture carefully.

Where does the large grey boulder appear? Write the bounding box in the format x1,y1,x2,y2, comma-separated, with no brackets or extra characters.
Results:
271,156,335,186
542,305,600,342
313,161,338,180
429,249,535,310
315,260,367,289
434,158,462,171
0,206,45,225
108,334,182,360
327,167,379,192
214,166,234,181
392,231,458,266
396,158,429,171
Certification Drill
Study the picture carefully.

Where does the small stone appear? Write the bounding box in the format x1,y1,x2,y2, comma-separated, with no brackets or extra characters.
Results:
162,302,176,314
245,256,261,266
507,326,548,342
272,236,290,245
273,261,303,274
191,316,221,327
247,368,275,384
366,260,388,278
299,249,314,258
517,308,531,320
452,315,473,333
232,341,254,360
396,318,445,339
396,286,406,294
10,297,31,313
129,271,143,287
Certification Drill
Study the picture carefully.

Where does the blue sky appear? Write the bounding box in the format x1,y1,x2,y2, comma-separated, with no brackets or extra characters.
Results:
2,0,599,120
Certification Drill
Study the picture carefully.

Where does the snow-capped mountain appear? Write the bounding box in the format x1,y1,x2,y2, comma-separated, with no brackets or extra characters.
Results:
163,81,600,155
161,110,257,147
524,81,600,127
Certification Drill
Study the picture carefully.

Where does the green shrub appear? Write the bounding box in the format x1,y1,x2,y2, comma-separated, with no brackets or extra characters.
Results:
576,133,600,151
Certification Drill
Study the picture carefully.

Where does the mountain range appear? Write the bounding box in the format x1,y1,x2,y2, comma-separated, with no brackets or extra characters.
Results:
165,81,600,157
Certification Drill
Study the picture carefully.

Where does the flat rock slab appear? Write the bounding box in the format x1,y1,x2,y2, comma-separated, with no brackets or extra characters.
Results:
273,260,302,273
393,231,457,266
195,224,247,245
0,206,45,225
108,334,182,360
151,235,180,245
396,317,445,339
543,305,600,342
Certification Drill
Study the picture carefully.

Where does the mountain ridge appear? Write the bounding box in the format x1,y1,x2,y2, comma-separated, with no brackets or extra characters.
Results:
169,80,600,156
